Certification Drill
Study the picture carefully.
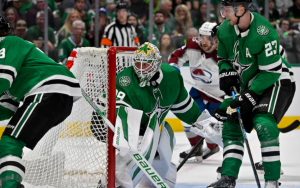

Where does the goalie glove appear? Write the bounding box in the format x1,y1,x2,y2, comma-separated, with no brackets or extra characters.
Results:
190,109,223,147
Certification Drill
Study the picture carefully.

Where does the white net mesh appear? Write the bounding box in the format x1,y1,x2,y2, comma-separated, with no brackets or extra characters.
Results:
22,47,135,188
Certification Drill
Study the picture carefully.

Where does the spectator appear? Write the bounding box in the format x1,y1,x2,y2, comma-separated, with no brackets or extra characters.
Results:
56,9,81,47
174,4,193,36
14,19,27,39
159,33,175,63
128,13,145,44
160,0,175,32
288,0,300,26
276,0,293,18
105,0,117,23
171,0,191,15
25,11,56,53
5,7,20,30
61,0,91,27
3,0,25,19
292,24,300,63
58,20,90,64
144,11,171,46
261,0,280,27
173,27,198,48
192,3,207,29
130,0,149,19
100,2,139,47
276,19,298,63
25,0,55,29
86,8,109,46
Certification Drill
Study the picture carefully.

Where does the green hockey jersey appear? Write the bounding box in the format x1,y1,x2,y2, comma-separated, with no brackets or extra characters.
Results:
217,12,291,95
116,63,201,131
0,36,81,102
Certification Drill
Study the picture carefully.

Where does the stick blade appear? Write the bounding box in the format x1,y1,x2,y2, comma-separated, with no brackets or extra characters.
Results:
279,120,300,133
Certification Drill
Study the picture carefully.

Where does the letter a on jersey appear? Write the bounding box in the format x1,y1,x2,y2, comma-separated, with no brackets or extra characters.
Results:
246,48,252,58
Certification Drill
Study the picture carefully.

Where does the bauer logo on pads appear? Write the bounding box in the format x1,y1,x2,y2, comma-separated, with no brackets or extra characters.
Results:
119,76,131,87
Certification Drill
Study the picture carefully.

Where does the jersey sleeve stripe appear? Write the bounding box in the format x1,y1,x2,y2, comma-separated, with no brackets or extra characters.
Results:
171,95,191,109
171,97,193,113
259,58,282,71
0,95,19,112
116,100,132,108
0,74,14,86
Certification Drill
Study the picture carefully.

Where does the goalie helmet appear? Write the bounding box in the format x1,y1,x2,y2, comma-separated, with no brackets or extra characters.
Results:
133,42,162,87
0,16,13,36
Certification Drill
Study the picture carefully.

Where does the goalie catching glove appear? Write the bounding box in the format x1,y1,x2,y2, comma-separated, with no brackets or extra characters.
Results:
190,109,223,147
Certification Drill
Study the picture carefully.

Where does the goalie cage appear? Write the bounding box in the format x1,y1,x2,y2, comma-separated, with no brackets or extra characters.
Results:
21,47,138,188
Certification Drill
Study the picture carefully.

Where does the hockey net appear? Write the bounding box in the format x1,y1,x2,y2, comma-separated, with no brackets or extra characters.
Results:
22,47,137,188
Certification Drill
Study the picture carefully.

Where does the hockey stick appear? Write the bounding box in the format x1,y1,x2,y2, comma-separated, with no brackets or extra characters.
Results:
177,137,204,172
231,87,261,188
278,120,300,133
183,79,224,103
81,89,170,188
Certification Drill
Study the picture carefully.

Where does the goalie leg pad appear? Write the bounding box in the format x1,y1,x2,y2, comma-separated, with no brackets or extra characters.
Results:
115,113,161,188
138,121,176,187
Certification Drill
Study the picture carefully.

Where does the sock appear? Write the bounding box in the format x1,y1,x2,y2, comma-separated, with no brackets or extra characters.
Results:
0,135,26,188
206,143,218,150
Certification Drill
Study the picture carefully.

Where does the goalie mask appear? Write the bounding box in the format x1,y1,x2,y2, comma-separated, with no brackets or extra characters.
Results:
198,22,217,53
133,42,162,87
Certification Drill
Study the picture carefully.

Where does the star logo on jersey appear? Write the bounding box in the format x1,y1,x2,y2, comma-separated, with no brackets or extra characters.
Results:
231,52,251,83
146,98,171,124
136,43,156,57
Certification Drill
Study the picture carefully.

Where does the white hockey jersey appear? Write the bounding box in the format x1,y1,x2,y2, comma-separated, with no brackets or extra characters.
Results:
168,37,225,103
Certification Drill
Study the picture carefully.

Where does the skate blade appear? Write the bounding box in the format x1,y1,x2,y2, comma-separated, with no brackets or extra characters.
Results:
178,156,203,163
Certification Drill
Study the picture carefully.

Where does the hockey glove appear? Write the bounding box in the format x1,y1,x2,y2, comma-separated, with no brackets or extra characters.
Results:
219,69,240,95
230,89,258,111
212,107,228,122
191,109,223,147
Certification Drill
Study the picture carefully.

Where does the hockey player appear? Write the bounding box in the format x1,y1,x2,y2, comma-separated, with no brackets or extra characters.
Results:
113,42,222,188
168,22,224,162
207,0,295,187
0,16,81,188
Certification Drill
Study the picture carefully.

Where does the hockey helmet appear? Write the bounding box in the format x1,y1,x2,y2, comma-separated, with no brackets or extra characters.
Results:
116,2,129,12
0,16,13,36
133,42,162,87
220,0,252,18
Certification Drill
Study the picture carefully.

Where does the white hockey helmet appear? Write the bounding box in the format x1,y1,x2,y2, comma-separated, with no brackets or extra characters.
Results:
133,42,162,87
199,22,217,37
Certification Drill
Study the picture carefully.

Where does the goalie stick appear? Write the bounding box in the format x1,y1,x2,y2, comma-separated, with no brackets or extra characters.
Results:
231,87,261,188
183,79,224,103
278,120,300,133
81,89,170,188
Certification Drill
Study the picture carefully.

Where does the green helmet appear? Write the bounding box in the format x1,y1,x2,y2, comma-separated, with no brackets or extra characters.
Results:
133,42,162,87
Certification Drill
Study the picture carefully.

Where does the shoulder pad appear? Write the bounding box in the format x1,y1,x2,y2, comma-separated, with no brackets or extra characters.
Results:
186,37,201,50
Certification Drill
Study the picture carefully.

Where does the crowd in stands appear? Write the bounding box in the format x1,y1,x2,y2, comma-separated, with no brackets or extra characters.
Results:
1,0,300,64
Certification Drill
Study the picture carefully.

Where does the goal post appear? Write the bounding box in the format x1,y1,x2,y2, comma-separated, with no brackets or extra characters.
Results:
22,47,137,188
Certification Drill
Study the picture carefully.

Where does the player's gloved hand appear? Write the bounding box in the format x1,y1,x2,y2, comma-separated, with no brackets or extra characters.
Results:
230,89,258,110
212,107,227,122
169,63,181,73
219,69,240,95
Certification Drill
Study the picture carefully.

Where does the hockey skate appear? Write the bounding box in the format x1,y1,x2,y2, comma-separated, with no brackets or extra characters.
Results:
203,145,220,160
207,176,236,188
255,161,284,175
179,140,203,163
265,180,279,188
216,166,222,180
